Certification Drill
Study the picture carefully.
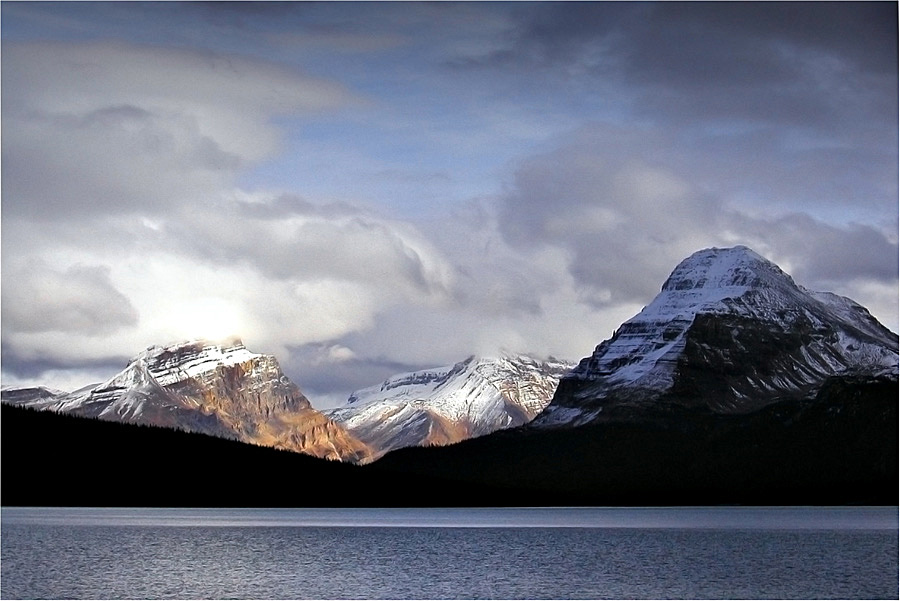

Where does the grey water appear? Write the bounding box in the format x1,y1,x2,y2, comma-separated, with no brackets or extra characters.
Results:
1,507,897,600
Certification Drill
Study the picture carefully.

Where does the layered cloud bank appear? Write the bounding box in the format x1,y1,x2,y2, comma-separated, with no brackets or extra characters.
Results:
2,3,896,407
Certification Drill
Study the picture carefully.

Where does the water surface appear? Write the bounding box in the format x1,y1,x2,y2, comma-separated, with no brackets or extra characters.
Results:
2,507,897,599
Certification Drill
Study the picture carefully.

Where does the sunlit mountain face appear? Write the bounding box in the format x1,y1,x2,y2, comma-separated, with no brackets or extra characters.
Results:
1,338,373,463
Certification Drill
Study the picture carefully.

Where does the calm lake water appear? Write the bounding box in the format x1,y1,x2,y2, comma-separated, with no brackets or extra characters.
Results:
2,507,897,599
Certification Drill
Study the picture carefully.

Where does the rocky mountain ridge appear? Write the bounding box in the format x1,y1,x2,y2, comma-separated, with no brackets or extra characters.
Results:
327,353,573,459
535,245,898,427
2,338,372,463
1,341,570,463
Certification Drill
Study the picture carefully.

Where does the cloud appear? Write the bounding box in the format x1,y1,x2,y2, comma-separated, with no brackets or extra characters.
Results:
281,343,424,409
498,132,724,304
476,3,897,81
1,260,138,336
0,35,464,396
165,192,459,300
730,213,899,285
0,188,465,392
456,3,897,138
3,102,240,219
266,30,407,54
304,205,644,385
1,40,356,219
495,125,898,325
0,364,125,393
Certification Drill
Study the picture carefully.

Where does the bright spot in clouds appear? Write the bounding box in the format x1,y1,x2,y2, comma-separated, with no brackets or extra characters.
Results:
172,297,244,343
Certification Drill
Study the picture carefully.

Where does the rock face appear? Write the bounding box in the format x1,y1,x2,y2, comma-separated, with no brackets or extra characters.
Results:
328,353,573,459
536,245,898,427
2,339,372,463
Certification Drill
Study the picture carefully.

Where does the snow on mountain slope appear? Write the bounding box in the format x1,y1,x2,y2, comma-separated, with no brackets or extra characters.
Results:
0,385,68,410
328,353,574,458
536,245,898,427
2,338,372,462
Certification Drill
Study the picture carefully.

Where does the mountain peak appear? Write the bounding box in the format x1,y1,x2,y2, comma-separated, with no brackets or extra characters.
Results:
137,336,248,361
4,336,373,463
536,245,898,427
332,353,574,459
114,337,260,389
660,245,794,293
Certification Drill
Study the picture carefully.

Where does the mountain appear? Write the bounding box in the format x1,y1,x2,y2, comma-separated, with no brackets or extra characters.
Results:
373,371,897,505
1,245,895,506
371,245,898,505
536,245,898,427
1,338,372,463
327,353,573,459
0,385,68,407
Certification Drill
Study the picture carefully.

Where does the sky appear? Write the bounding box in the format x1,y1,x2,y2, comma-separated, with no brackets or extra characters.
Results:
2,1,897,409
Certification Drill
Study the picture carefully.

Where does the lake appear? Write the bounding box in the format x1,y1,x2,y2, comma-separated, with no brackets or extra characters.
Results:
2,507,897,599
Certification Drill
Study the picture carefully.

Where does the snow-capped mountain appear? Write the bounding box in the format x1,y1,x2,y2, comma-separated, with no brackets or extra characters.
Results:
2,338,372,463
0,385,68,408
328,353,573,459
536,245,898,427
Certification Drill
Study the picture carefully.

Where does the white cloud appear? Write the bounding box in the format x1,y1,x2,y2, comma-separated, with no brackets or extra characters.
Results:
325,205,645,373
496,126,898,334
170,197,458,298
1,40,356,219
0,192,465,391
1,260,138,336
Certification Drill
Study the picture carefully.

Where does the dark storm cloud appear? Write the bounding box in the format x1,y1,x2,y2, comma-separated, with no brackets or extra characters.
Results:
444,1,630,69
677,2,897,73
497,2,896,76
0,345,127,385
619,2,897,84
460,2,897,127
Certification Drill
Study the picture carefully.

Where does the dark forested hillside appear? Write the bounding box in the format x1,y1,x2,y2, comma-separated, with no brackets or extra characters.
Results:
3,374,896,507
375,375,899,506
0,405,513,507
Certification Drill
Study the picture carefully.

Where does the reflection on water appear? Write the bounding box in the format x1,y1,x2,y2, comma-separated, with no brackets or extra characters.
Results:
2,507,897,599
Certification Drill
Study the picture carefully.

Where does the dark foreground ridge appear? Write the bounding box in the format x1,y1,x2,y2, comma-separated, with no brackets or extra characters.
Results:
3,372,896,507
0,404,516,508
378,374,898,506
